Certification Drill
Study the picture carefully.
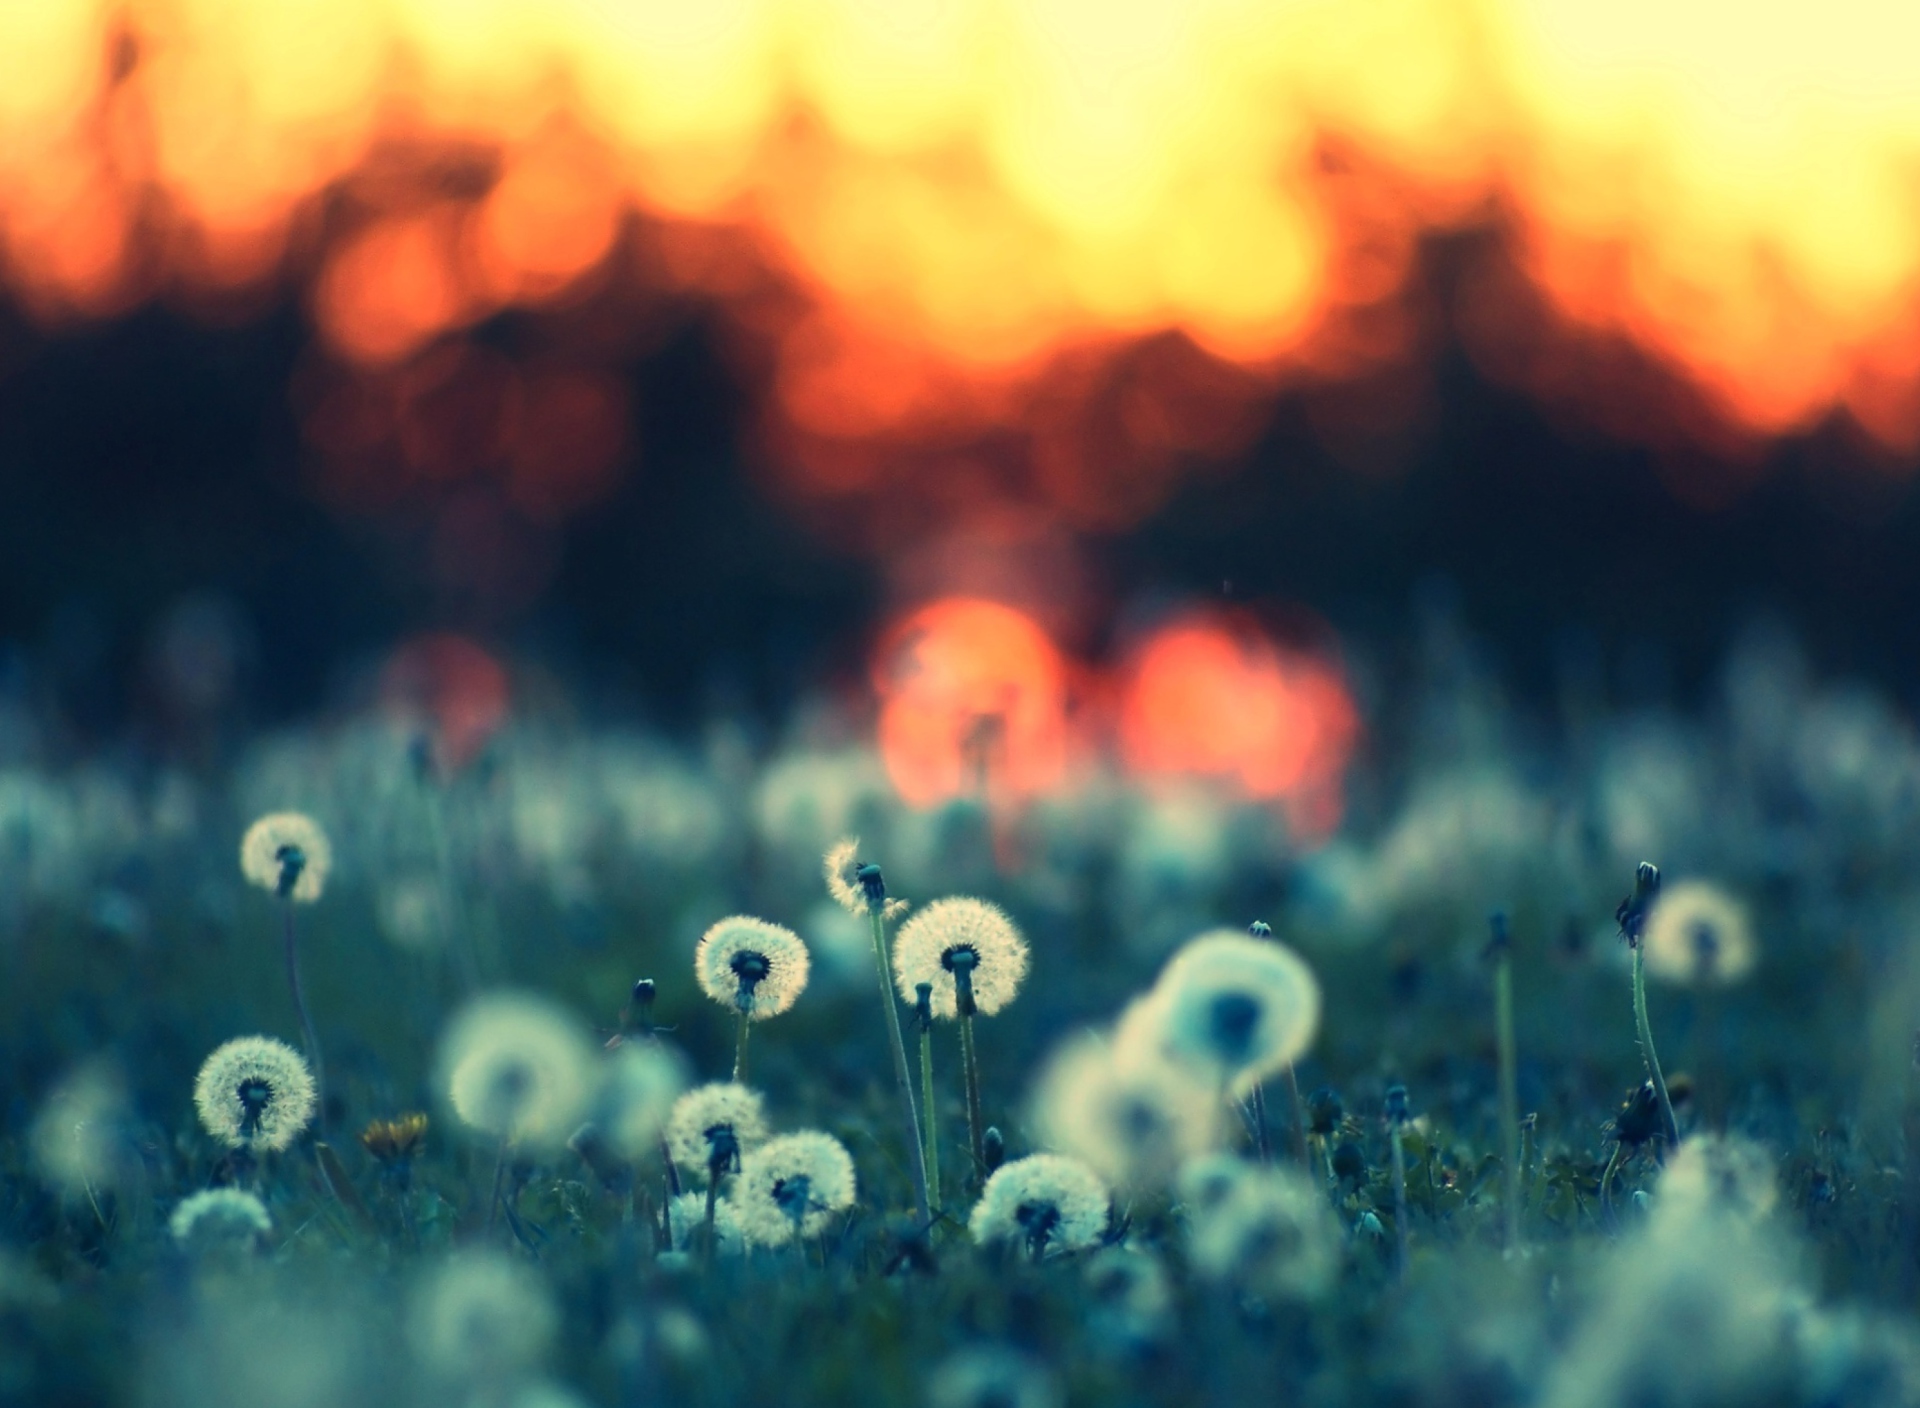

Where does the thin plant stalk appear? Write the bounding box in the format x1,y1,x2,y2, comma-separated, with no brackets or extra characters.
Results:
1599,1140,1625,1233
1283,1064,1311,1166
702,1171,722,1265
1248,1083,1272,1163
954,962,988,1183
281,901,325,1127
1632,945,1680,1149
915,984,940,1209
487,1135,511,1232
1388,1120,1410,1281
865,902,933,1229
1494,946,1521,1252
732,1008,751,1083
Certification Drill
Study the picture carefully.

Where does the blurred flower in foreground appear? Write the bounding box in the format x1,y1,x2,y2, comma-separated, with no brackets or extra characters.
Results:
1642,881,1757,987
1183,1161,1341,1299
1120,929,1321,1095
239,812,332,902
442,993,594,1147
929,1346,1061,1408
733,1131,857,1246
169,1188,271,1254
193,1036,316,1152
410,1250,556,1382
31,1060,131,1197
1654,1133,1779,1226
593,1042,687,1162
1030,1033,1220,1188
969,1153,1110,1260
892,897,1029,1020
665,1082,768,1181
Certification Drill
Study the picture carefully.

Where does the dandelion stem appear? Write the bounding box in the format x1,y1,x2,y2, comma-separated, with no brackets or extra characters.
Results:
958,1010,986,1185
917,1014,941,1210
703,1171,721,1265
1388,1121,1410,1282
1599,1140,1625,1233
1283,1063,1311,1166
281,900,325,1128
1249,1083,1272,1163
733,1008,751,1084
866,906,932,1230
487,1136,510,1233
1494,947,1521,1252
1631,944,1680,1150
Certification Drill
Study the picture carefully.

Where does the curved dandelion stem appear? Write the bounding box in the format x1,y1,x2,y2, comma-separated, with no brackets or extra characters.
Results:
866,906,932,1229
280,901,325,1128
1632,945,1680,1150
1599,1139,1625,1233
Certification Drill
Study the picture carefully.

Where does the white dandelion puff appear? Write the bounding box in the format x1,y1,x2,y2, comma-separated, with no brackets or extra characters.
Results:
1030,1033,1221,1188
665,1082,768,1179
239,811,332,903
193,1036,316,1152
694,915,811,1020
1185,1163,1342,1299
665,1191,747,1256
1654,1133,1780,1225
1136,930,1321,1093
31,1060,129,1194
733,1131,857,1246
1175,1152,1260,1216
823,836,908,920
410,1250,557,1381
929,1347,1061,1408
968,1153,1110,1259
892,897,1030,1019
442,993,595,1147
1643,881,1758,987
168,1188,272,1252
594,1042,688,1162
1084,1246,1174,1351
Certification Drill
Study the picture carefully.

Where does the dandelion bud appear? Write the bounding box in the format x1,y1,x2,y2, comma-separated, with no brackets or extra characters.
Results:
914,983,934,1034
982,1126,1006,1174
1306,1086,1344,1137
1485,911,1511,960
1384,1084,1410,1127
360,1113,429,1167
632,978,656,1013
1331,1142,1366,1187
1611,1081,1663,1149
1615,861,1661,948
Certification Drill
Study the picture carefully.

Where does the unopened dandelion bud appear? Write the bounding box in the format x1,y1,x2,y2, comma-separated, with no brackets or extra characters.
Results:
857,863,887,908
1616,861,1661,948
1306,1087,1344,1137
1384,1083,1410,1126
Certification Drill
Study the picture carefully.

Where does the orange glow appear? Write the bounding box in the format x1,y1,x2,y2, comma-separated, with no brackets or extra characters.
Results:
873,598,1070,809
380,632,510,774
1119,612,1358,830
0,0,1917,488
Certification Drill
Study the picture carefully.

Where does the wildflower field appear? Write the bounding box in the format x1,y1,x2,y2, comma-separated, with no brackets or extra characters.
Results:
5,617,1919,1408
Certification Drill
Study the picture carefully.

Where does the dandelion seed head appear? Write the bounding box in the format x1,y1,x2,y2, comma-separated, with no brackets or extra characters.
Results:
239,811,332,903
31,1060,129,1193
1655,1133,1780,1225
1643,881,1757,987
410,1250,557,1381
595,1042,688,1161
733,1130,857,1245
1175,1152,1259,1215
1141,930,1321,1093
441,993,594,1146
1185,1163,1342,1299
168,1187,272,1252
1084,1246,1174,1351
665,1082,768,1179
1031,1034,1220,1188
893,897,1029,1019
928,1346,1061,1408
823,837,908,920
193,1036,316,1152
665,1191,748,1256
968,1153,1110,1258
694,915,810,1020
